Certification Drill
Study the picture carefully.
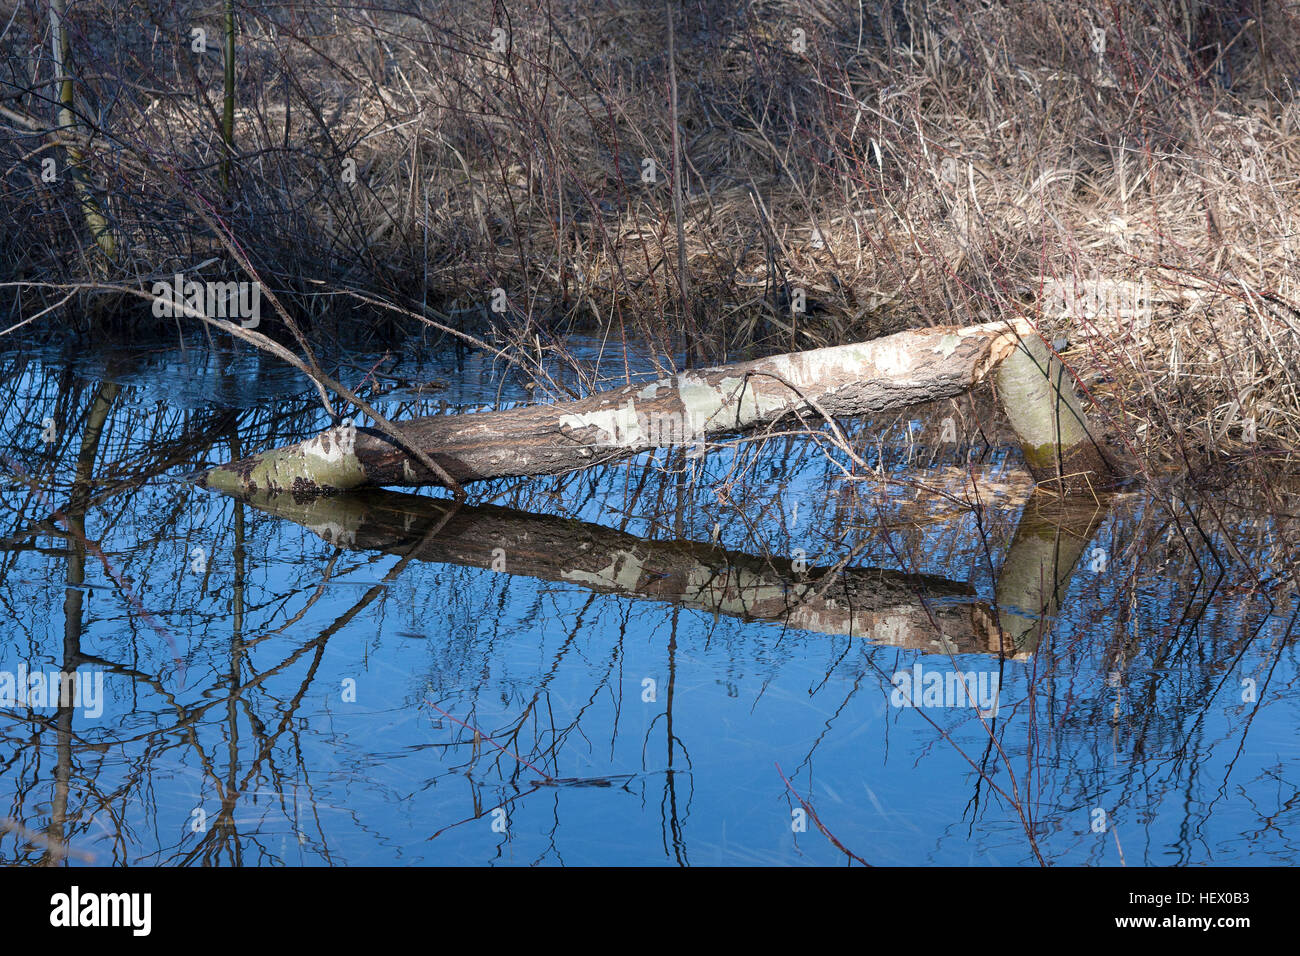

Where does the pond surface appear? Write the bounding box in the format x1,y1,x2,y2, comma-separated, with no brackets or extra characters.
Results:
0,336,1296,865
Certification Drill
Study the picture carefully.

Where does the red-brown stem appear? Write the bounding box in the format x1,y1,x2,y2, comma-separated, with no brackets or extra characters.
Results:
776,761,871,866
424,697,554,782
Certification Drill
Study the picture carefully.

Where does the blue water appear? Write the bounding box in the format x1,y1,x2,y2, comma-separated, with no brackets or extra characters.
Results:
0,338,1296,865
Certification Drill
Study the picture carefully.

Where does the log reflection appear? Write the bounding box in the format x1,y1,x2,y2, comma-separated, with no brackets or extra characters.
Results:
994,493,1111,656
231,486,1108,657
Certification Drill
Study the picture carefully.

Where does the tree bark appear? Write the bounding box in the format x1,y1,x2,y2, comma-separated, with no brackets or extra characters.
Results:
201,318,1045,497
995,335,1116,493
50,0,116,259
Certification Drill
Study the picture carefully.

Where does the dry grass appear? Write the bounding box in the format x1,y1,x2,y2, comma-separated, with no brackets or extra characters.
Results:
3,0,1300,472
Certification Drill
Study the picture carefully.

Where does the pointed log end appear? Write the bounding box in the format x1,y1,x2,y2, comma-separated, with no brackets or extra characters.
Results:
197,424,370,500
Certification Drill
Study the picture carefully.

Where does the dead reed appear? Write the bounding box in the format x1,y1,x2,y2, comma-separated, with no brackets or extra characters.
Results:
3,0,1300,475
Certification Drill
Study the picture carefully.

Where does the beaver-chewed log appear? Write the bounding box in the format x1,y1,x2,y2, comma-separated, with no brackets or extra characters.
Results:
996,335,1116,493
199,318,1116,497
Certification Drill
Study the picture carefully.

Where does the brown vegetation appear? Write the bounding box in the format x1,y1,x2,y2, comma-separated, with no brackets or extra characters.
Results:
3,0,1300,474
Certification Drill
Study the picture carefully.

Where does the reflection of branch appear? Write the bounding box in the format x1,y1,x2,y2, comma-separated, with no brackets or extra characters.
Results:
0,817,96,864
426,784,545,843
424,699,554,783
1,452,185,680
775,763,870,866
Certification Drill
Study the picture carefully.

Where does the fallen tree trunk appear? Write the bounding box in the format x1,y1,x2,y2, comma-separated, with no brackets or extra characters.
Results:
996,334,1115,492
200,318,1115,497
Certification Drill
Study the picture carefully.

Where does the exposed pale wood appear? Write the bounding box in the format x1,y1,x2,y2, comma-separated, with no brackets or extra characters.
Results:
996,335,1117,493
201,318,1036,497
